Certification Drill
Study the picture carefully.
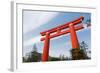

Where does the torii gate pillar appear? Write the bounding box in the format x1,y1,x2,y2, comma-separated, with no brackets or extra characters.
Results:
42,32,50,61
69,23,81,60
69,23,79,49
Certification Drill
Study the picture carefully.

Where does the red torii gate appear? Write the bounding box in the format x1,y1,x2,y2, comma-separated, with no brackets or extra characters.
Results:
40,16,84,61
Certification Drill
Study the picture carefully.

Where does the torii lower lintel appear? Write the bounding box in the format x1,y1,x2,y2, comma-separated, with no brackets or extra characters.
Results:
41,24,84,41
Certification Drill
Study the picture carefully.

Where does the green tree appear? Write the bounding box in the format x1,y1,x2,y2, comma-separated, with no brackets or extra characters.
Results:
32,43,38,52
80,41,88,55
86,19,91,26
71,41,89,60
24,43,41,62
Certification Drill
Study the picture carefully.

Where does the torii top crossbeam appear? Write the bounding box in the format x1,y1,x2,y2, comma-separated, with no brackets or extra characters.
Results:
40,16,84,41
40,16,84,36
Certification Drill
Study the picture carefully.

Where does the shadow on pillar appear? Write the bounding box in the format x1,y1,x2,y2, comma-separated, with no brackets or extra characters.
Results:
71,48,89,60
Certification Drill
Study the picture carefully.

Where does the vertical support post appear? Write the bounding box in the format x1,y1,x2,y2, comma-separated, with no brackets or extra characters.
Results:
42,32,50,61
69,23,80,60
69,23,79,49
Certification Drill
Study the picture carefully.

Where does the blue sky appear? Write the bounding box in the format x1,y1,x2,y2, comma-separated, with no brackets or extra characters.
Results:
23,10,91,58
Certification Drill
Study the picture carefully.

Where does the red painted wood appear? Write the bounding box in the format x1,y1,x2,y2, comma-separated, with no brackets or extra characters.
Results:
40,16,85,61
42,32,50,61
69,23,80,49
40,16,84,36
41,25,84,41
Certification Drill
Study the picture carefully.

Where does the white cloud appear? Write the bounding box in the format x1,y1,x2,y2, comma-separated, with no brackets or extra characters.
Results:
77,25,91,33
23,10,91,49
23,11,59,34
23,11,59,47
24,35,41,47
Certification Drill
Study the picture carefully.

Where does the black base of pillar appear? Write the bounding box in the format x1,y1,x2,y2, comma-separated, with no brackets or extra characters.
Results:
71,49,88,60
